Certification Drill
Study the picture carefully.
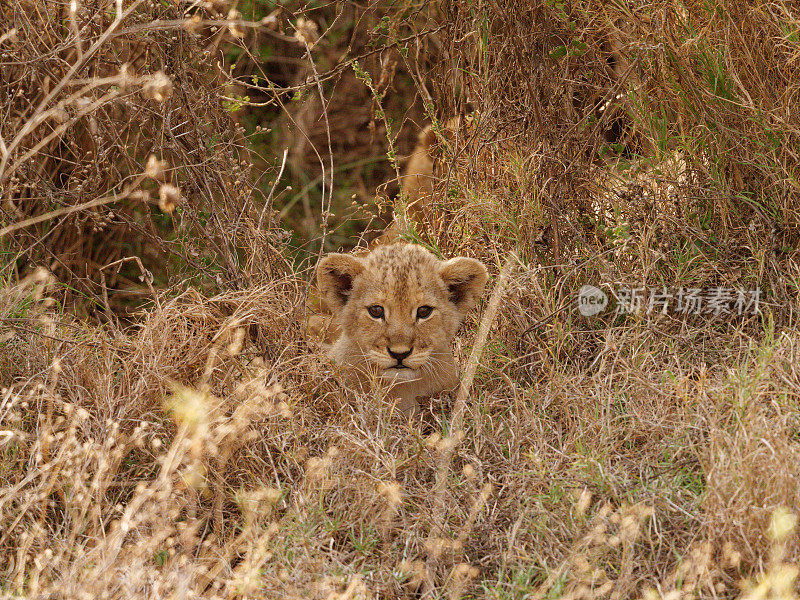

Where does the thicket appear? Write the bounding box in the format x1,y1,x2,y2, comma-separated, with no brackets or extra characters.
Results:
1,1,799,598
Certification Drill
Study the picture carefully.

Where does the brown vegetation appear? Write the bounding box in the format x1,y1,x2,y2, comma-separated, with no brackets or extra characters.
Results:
2,1,800,598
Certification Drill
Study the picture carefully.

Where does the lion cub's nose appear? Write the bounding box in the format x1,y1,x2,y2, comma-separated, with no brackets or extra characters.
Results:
387,347,412,363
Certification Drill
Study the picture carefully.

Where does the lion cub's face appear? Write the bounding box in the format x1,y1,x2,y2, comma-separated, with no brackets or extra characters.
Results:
317,244,487,390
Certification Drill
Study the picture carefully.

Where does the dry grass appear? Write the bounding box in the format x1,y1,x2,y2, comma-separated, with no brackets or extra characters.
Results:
3,0,800,598
0,0,288,317
3,251,800,598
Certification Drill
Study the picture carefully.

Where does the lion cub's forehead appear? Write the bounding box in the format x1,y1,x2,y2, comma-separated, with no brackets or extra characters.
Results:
363,244,442,298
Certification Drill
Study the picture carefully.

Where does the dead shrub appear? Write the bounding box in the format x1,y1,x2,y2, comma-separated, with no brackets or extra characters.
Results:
0,0,288,316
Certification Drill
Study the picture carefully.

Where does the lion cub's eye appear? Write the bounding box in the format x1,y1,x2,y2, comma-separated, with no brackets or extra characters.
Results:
367,305,385,319
416,305,434,319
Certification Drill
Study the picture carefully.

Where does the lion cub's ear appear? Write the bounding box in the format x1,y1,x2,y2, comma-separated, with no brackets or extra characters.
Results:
317,253,365,312
438,257,488,313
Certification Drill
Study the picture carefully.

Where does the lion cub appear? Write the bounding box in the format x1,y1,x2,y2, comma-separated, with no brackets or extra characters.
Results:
317,243,487,416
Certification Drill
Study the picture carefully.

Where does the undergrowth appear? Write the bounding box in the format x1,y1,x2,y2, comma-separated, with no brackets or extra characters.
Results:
2,1,800,598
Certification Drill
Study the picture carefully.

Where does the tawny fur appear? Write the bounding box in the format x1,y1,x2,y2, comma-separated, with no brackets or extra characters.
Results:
316,243,487,416
371,116,471,247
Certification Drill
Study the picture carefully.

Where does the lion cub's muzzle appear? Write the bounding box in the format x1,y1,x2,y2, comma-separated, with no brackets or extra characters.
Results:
387,347,412,368
376,344,431,382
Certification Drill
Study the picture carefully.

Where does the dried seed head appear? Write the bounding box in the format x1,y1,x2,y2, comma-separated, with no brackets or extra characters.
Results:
145,155,166,181
158,183,181,213
0,28,18,44
575,488,592,517
50,108,69,124
305,456,329,480
167,385,209,429
260,9,280,31
397,560,426,589
21,266,52,288
452,563,479,579
769,507,797,542
183,14,202,35
378,481,403,507
480,482,493,501
436,435,458,453
226,327,246,356
722,541,741,569
118,63,133,90
142,70,173,102
226,9,243,38
293,17,318,46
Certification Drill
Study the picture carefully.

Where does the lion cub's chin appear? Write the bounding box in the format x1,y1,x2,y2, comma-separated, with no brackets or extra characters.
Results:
379,367,421,384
